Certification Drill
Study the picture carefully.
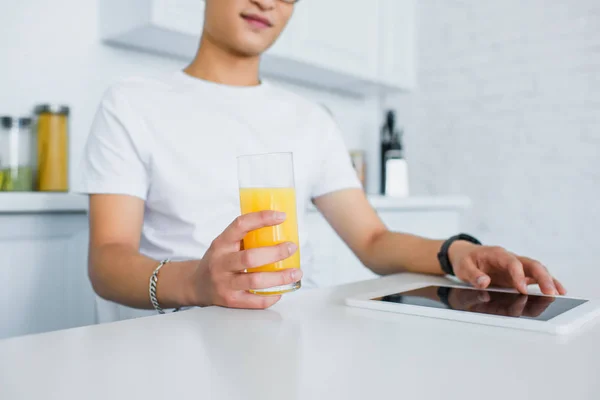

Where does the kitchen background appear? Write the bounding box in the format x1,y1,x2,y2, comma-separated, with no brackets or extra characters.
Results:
0,0,598,336
399,0,600,274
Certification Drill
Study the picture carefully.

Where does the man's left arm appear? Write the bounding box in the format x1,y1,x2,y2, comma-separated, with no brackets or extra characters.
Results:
313,189,566,296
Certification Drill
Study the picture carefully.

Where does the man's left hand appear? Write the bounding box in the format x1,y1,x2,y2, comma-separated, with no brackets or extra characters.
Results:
449,241,567,296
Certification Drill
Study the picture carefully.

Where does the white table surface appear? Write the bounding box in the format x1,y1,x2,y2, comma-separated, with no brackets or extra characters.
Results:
1,273,599,400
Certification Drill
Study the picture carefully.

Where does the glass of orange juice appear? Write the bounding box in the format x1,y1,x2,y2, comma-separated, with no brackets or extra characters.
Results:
237,152,301,295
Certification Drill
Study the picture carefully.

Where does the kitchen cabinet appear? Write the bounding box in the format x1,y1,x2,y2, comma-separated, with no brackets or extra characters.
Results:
282,0,380,82
0,194,93,340
378,0,417,90
100,0,207,64
99,0,416,94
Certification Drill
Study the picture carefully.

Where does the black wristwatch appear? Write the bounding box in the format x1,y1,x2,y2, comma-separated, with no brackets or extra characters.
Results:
437,233,482,276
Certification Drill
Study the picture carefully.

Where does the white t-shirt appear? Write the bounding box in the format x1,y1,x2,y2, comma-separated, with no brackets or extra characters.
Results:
76,71,360,316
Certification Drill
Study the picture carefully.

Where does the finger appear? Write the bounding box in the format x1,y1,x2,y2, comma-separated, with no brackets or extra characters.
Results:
456,258,491,289
227,242,298,271
477,291,491,303
485,301,504,316
230,293,282,310
523,296,555,317
525,277,536,285
554,278,567,295
519,257,557,295
485,250,527,294
471,303,492,315
508,295,528,317
457,290,489,310
218,211,287,245
507,258,528,294
231,268,302,291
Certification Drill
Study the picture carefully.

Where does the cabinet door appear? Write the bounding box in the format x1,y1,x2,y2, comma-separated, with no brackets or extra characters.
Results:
0,215,94,339
378,0,417,90
151,0,205,36
282,0,380,81
264,4,296,59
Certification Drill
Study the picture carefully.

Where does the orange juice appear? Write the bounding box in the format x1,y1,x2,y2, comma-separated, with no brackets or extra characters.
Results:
239,187,301,275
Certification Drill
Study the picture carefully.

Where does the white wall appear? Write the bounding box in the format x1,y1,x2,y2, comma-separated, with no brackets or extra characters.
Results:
0,0,180,183
393,0,600,279
0,0,376,190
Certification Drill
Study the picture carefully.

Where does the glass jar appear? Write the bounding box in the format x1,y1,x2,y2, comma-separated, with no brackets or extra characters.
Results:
0,116,35,191
34,104,70,192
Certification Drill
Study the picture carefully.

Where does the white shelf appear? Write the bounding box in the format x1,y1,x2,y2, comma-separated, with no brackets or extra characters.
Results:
308,195,472,212
367,195,472,211
0,193,471,214
0,193,88,214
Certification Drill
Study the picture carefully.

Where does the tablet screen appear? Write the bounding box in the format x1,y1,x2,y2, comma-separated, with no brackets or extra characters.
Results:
373,286,587,321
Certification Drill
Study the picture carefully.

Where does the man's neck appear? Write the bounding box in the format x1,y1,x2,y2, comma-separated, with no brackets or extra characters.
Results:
184,34,261,87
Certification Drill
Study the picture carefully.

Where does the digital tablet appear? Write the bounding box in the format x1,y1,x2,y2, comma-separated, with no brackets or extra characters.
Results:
345,283,600,334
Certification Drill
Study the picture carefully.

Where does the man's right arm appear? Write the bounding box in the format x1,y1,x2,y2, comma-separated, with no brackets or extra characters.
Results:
88,194,301,310
89,194,198,309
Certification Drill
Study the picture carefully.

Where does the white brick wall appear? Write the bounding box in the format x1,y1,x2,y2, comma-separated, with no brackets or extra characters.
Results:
393,0,600,276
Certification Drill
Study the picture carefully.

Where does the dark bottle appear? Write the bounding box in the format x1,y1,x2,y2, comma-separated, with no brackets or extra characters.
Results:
380,110,408,196
380,111,397,194
380,111,392,194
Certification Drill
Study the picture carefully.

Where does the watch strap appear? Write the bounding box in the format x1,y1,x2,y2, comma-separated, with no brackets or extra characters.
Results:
437,233,482,276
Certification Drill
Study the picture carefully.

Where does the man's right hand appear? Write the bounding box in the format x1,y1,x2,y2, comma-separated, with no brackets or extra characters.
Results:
188,211,302,309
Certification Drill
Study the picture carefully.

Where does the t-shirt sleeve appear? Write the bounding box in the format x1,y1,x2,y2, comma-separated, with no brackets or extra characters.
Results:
311,118,362,199
73,86,151,200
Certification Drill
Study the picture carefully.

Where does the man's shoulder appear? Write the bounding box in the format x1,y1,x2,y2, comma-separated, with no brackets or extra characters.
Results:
101,73,178,107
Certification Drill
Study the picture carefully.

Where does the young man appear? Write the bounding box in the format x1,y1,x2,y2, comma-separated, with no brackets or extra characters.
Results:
77,0,565,316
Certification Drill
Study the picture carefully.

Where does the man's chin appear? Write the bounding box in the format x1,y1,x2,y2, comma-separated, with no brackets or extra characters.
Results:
238,49,264,58
232,41,274,58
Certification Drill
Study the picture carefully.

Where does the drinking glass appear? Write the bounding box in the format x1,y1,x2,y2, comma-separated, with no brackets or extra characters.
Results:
237,152,301,295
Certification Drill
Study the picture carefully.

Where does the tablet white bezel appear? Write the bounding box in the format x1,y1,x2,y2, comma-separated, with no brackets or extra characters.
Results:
345,282,600,335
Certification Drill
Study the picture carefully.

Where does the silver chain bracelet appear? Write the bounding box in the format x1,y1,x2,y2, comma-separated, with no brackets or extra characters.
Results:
149,259,171,314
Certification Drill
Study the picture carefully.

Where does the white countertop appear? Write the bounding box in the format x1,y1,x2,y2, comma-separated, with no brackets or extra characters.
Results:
306,194,471,212
0,193,88,214
0,193,470,214
364,194,471,210
1,273,598,400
